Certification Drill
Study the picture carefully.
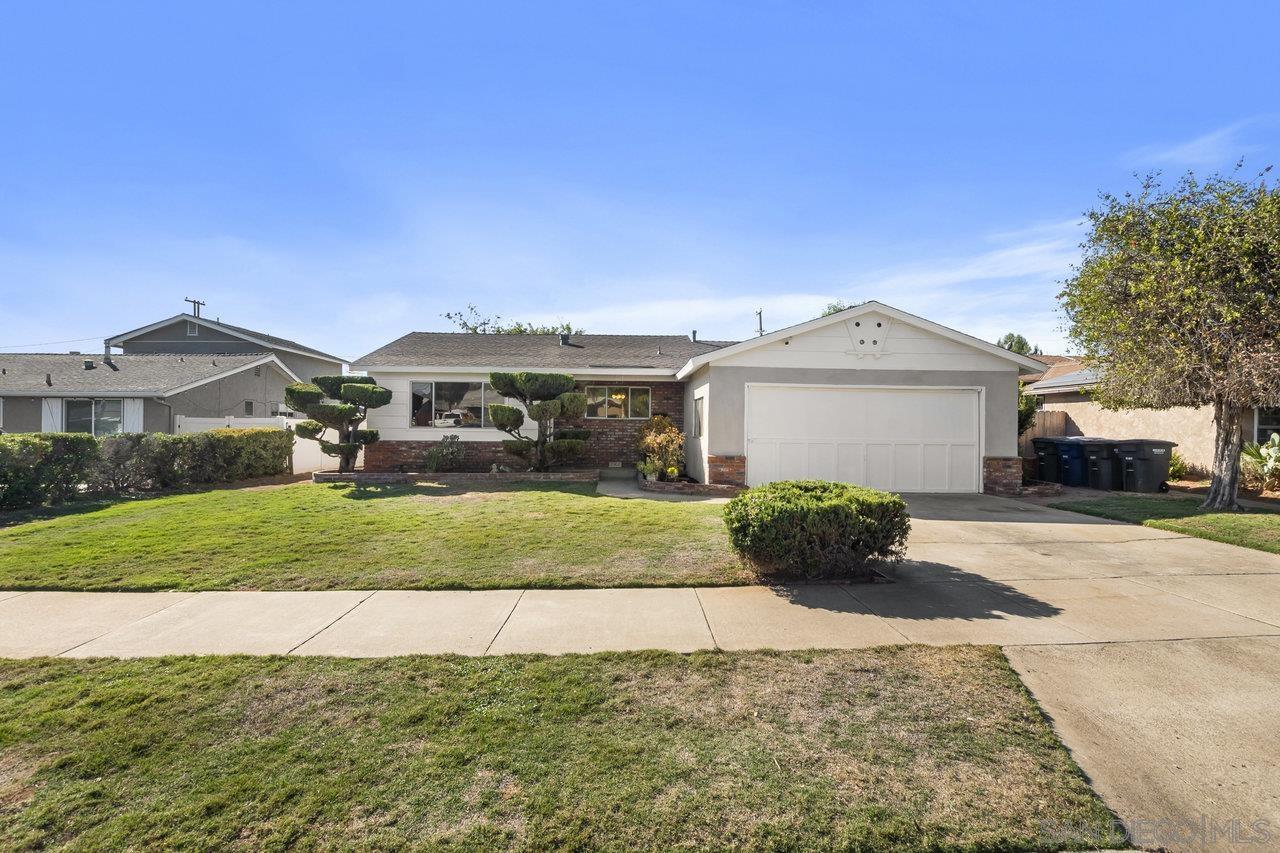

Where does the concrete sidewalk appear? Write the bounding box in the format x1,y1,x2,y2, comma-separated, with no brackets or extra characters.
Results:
3,574,1278,658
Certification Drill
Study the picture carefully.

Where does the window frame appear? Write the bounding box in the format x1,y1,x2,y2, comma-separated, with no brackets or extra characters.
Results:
584,386,653,420
63,398,124,437
1256,407,1280,444
693,396,705,438
408,380,508,430
186,321,199,336
244,400,254,416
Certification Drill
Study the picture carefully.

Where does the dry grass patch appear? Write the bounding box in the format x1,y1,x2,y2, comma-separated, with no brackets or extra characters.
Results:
0,649,1125,850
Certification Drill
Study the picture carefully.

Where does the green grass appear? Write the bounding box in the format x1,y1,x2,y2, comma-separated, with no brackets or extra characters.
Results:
1050,494,1280,553
0,482,749,591
0,648,1125,851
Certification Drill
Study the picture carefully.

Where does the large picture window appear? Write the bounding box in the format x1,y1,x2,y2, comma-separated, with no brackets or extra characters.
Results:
1257,408,1280,443
410,381,508,428
64,399,123,436
585,386,651,419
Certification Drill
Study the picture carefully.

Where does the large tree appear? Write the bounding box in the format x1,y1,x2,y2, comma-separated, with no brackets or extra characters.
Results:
1060,168,1280,509
996,332,1042,356
285,375,392,473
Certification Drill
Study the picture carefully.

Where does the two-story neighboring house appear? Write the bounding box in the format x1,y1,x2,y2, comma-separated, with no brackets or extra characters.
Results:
0,308,345,436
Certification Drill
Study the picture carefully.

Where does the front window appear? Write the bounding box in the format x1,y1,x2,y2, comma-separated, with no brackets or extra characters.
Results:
585,386,652,419
64,399,123,436
1257,408,1280,443
410,381,506,428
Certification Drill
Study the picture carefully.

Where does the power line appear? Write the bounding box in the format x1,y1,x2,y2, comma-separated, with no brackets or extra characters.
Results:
0,335,106,350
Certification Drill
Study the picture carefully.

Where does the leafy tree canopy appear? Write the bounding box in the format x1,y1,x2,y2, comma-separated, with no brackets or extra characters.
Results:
1059,167,1280,508
996,332,1042,356
444,304,583,335
822,300,853,317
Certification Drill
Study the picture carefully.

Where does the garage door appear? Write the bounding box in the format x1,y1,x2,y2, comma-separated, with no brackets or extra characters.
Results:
744,385,981,492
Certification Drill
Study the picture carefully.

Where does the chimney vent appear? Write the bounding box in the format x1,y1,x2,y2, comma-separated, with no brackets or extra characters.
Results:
45,373,52,386
83,359,95,370
691,330,698,342
558,333,570,346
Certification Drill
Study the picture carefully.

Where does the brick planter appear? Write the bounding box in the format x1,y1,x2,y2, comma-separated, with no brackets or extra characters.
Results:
707,454,747,486
313,470,599,485
982,456,1023,496
638,478,744,497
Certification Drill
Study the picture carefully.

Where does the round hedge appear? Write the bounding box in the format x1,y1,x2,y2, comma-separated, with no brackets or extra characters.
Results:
722,480,910,581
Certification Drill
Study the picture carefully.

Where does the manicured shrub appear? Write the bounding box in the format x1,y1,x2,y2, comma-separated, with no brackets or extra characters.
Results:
0,434,50,510
637,415,684,481
488,372,590,471
135,433,186,489
0,433,99,509
722,480,910,582
180,428,294,483
92,433,148,493
285,375,392,473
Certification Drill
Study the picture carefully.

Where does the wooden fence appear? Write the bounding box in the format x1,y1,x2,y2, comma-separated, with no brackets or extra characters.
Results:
1018,409,1070,457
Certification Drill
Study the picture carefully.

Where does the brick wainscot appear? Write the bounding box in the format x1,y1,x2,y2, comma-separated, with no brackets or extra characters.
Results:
365,381,686,473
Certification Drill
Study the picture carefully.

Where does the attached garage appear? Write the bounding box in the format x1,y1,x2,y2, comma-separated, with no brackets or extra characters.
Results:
744,385,981,492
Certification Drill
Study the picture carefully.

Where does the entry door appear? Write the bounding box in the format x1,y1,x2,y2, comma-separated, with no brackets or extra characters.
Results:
744,385,981,492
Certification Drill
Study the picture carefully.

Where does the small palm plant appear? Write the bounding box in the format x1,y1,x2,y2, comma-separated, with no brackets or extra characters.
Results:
1240,433,1280,491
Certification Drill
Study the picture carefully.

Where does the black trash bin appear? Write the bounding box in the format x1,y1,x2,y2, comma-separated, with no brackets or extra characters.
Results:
1031,437,1062,483
1114,439,1178,493
1083,439,1122,491
1056,437,1091,487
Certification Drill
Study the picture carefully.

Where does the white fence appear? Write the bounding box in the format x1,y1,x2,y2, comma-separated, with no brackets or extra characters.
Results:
172,415,344,474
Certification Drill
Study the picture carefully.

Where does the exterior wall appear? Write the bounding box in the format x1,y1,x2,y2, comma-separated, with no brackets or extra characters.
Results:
0,396,41,432
143,398,172,433
1039,392,1221,472
120,320,342,380
277,352,343,385
361,371,683,470
163,364,296,420
682,366,710,482
705,367,1020,458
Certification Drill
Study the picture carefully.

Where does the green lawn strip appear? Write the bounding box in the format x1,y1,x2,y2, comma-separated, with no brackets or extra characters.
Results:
1050,494,1280,554
0,482,749,591
0,648,1125,851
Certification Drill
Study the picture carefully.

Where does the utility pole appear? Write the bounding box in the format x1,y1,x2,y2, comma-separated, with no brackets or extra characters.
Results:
184,297,205,318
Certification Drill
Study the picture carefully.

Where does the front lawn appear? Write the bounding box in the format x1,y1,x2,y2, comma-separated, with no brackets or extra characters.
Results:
1050,494,1280,553
0,647,1125,850
0,482,748,591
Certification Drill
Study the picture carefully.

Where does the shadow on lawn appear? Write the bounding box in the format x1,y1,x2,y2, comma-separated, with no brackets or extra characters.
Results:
327,481,598,501
766,561,1063,621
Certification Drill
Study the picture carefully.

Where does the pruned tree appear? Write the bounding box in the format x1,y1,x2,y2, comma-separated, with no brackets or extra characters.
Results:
444,304,583,335
285,375,393,473
485,372,589,471
996,332,1043,356
1060,168,1280,509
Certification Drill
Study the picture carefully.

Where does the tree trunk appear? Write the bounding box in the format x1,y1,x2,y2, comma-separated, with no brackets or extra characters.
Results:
337,422,355,474
1202,401,1245,511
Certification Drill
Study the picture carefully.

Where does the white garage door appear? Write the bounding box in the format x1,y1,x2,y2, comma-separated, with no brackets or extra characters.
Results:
744,385,981,492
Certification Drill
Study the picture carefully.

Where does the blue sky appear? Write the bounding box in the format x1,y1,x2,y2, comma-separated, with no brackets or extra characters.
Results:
2,2,1277,359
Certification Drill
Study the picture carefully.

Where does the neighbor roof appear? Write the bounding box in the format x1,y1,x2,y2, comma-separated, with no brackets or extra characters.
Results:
1024,366,1098,395
107,313,346,364
354,333,733,371
1022,354,1080,383
0,353,297,397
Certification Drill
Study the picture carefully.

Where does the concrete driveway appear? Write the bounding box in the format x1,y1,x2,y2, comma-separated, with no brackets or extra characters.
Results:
2,492,1278,848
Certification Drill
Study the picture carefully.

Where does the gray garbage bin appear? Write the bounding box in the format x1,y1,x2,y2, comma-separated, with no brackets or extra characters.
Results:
1083,439,1122,491
1114,439,1177,493
1031,437,1062,483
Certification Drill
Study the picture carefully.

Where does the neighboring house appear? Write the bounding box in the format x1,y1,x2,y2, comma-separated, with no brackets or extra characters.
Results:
0,353,300,436
354,301,1044,493
106,312,345,382
1023,362,1277,472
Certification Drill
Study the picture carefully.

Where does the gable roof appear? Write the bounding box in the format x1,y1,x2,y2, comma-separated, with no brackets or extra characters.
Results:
674,300,1047,379
354,333,732,372
0,352,298,397
107,314,346,365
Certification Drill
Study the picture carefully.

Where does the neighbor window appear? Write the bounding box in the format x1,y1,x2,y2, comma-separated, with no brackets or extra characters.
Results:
410,381,508,428
244,401,254,416
585,386,651,419
693,396,705,438
1257,408,1280,443
64,399,123,436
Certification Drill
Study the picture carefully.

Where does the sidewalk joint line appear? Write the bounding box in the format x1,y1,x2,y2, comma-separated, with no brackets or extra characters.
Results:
484,589,525,656
286,591,377,655
693,588,718,650
56,592,195,657
837,584,912,643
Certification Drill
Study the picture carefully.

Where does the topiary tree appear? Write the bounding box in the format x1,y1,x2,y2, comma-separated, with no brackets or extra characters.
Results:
285,375,392,473
486,372,589,471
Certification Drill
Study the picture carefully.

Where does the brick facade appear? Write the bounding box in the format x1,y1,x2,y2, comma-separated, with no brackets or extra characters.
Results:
982,456,1023,496
364,380,687,473
707,454,747,486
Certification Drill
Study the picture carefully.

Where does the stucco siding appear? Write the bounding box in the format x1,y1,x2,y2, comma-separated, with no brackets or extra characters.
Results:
277,352,342,384
0,397,41,433
1039,393,1221,472
706,366,1020,458
122,321,257,353
143,398,172,433
682,365,710,482
163,364,295,419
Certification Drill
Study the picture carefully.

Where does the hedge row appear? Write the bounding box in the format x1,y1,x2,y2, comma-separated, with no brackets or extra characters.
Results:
0,428,294,510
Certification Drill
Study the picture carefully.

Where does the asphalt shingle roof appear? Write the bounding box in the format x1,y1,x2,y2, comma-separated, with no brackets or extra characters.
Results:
354,333,734,370
1026,366,1098,394
210,319,345,363
0,353,272,395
